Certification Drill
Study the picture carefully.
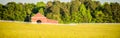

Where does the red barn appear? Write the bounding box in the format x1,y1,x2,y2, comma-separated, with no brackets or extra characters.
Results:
31,13,58,24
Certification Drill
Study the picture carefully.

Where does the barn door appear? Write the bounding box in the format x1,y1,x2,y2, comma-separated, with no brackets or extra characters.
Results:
37,20,41,23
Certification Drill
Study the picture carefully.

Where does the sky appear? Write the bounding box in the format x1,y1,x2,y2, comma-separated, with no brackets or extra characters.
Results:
97,0,120,4
0,0,120,5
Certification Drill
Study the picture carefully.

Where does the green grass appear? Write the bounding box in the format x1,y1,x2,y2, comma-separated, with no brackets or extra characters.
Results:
0,21,120,38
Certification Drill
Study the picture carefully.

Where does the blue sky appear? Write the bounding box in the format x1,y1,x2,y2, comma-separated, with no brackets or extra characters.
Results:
0,0,120,5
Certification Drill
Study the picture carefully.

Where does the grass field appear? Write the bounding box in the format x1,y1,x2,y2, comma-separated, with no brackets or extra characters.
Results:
0,21,120,38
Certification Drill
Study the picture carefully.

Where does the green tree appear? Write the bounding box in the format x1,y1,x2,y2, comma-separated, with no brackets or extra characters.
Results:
0,4,4,20
60,3,71,23
70,0,80,13
36,2,46,15
79,4,92,23
45,1,53,16
50,5,62,23
24,3,35,22
92,11,105,23
70,0,81,23
110,3,120,23
102,2,114,23
36,2,45,7
38,8,44,15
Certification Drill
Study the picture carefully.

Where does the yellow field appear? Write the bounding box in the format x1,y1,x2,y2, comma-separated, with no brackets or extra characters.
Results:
0,22,120,38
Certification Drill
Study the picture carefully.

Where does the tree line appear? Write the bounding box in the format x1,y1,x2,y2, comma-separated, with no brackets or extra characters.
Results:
0,0,120,23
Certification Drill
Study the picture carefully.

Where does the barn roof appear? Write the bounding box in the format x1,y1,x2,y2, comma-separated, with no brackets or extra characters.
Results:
31,13,58,24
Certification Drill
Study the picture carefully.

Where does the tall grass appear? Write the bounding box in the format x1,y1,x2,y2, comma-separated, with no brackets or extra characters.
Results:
0,21,120,38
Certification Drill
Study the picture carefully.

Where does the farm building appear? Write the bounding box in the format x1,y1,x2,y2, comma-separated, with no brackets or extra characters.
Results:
31,13,58,24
